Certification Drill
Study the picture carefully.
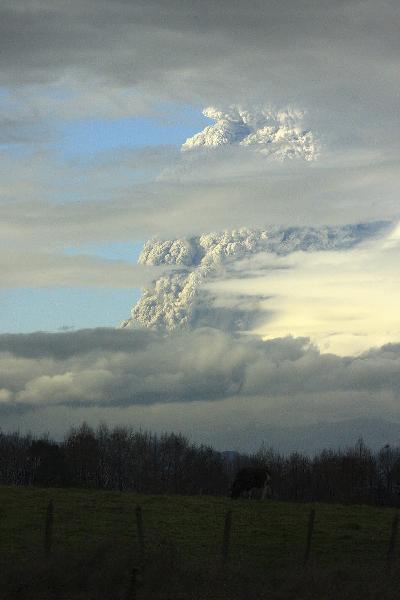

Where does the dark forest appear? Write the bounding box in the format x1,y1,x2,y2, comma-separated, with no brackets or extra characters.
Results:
2,424,400,506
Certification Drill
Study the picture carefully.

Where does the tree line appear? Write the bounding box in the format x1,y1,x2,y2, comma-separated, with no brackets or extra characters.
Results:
1,423,400,506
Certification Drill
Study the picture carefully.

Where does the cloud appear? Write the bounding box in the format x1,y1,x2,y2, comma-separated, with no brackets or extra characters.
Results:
0,0,398,160
182,106,318,161
2,146,398,288
0,0,398,182
2,149,398,238
0,0,399,451
0,328,157,360
0,251,167,288
1,2,399,114
122,223,387,332
206,224,400,354
2,327,400,451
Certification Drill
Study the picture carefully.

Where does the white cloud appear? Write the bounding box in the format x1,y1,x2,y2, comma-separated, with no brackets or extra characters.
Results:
207,224,400,354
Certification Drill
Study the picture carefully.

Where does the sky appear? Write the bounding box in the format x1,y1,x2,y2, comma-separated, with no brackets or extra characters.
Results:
1,0,400,452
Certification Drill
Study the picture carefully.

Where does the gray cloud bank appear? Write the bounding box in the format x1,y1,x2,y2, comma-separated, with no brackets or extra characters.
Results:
0,252,167,289
3,152,399,242
1,0,399,161
2,327,400,421
1,1,399,125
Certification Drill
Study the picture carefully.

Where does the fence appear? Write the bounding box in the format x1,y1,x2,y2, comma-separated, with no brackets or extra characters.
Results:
2,494,400,599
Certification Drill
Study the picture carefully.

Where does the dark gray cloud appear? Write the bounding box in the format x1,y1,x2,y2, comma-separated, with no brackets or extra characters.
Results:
1,0,399,139
0,328,157,359
1,327,400,419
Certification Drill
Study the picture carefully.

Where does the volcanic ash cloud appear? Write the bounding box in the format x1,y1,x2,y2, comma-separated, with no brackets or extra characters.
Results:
121,225,382,333
181,106,319,161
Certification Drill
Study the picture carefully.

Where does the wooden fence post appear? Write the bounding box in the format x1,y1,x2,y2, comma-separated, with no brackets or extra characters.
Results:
222,509,232,564
44,499,54,559
125,566,138,600
387,512,399,570
303,508,315,567
135,506,145,563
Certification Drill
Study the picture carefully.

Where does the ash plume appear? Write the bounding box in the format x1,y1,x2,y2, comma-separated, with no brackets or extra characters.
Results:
181,106,318,161
121,224,384,332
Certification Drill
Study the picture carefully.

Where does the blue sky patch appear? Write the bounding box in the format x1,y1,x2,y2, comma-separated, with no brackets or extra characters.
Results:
0,288,139,333
57,106,211,159
64,241,144,263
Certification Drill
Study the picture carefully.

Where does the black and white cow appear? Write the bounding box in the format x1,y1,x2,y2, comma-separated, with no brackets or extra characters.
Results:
230,467,272,500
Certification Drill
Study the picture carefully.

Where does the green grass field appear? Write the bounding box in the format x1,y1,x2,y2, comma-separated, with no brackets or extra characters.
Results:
1,485,400,599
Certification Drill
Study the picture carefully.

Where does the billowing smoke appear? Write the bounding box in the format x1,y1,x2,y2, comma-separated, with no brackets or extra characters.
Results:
121,224,384,332
181,106,318,161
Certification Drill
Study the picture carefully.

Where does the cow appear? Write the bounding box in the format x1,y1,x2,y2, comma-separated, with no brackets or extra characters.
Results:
230,467,272,500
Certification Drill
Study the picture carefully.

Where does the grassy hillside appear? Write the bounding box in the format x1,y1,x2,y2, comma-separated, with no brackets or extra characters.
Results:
1,485,400,599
